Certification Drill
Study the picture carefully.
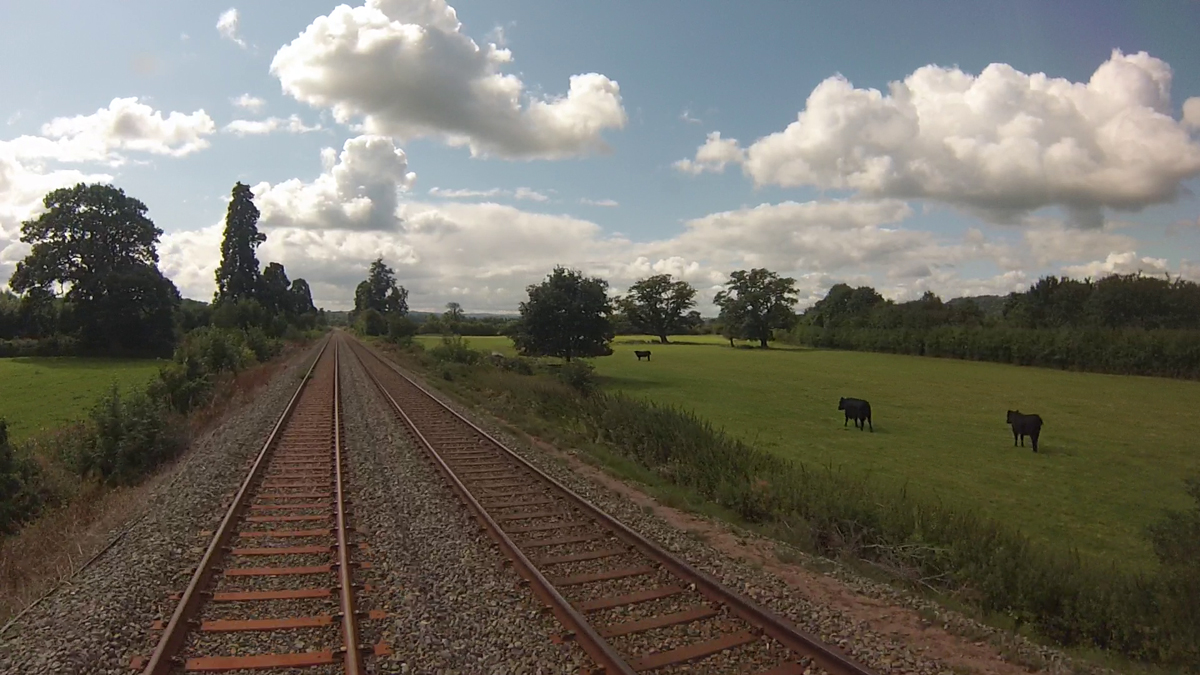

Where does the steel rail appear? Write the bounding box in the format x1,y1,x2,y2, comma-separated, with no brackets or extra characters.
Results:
141,337,331,675
332,337,365,675
351,336,878,675
346,338,636,675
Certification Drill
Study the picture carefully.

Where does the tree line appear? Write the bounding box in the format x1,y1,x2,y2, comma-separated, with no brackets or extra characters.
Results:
788,273,1200,378
350,261,803,360
0,182,323,357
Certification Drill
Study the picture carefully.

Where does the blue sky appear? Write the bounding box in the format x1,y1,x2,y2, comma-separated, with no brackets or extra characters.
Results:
2,1,1199,312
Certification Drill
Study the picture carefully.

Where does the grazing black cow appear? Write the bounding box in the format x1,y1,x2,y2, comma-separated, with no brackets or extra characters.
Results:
634,350,652,361
838,397,873,432
1006,410,1043,452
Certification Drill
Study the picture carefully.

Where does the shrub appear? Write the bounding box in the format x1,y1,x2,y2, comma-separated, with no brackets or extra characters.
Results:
0,419,47,535
388,315,419,344
356,309,387,336
67,386,186,485
556,359,598,393
430,335,482,365
244,326,282,363
153,359,212,414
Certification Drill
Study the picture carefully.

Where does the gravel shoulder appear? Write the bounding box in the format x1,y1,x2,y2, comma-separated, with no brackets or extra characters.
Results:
339,342,588,673
0,342,324,675
372,346,1114,675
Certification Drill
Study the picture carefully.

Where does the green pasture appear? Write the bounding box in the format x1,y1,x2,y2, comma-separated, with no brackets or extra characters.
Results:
0,357,163,442
417,334,1199,569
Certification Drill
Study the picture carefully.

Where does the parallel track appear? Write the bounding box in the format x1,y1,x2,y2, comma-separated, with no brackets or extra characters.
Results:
348,335,878,675
137,338,386,674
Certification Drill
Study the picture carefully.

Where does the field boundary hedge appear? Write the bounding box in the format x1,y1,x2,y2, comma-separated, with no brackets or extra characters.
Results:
784,325,1200,379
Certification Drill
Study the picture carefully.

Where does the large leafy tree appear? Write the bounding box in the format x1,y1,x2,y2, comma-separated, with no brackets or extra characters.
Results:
713,268,798,348
214,181,265,304
353,258,408,316
8,183,179,354
512,266,613,361
619,274,697,344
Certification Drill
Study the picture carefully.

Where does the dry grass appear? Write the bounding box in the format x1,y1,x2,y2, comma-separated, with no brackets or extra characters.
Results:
0,342,307,628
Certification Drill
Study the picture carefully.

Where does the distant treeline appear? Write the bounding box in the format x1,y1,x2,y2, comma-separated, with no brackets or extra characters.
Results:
785,273,1200,379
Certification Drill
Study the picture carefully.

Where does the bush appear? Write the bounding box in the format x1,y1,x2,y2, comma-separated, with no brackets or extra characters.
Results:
66,386,186,485
153,359,212,414
356,309,387,336
429,335,481,365
0,335,79,358
556,359,598,393
388,315,419,344
0,419,47,535
244,326,283,363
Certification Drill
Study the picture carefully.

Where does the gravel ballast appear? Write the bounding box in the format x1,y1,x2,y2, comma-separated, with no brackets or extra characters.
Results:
368,345,1103,675
338,345,589,673
0,343,324,675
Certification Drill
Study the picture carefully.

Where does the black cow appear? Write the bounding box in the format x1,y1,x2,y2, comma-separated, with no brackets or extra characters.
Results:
1006,410,1043,452
838,397,873,432
634,350,652,361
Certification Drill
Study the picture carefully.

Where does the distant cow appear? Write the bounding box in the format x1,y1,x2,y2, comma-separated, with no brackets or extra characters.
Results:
1006,410,1043,452
634,350,652,361
838,397,873,432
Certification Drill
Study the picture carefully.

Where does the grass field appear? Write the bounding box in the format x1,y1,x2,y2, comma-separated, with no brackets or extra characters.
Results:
416,334,1200,569
0,357,163,442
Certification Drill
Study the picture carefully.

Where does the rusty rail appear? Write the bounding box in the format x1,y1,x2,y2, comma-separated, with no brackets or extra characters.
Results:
139,336,375,673
332,339,365,675
348,335,879,675
140,337,331,675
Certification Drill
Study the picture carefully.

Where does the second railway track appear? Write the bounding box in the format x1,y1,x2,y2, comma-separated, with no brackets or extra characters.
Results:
135,337,388,674
346,334,878,675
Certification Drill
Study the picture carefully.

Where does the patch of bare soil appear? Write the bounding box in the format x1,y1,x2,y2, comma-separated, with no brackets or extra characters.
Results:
520,433,1046,675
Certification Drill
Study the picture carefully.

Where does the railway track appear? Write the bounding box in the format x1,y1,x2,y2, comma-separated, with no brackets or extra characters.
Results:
133,338,388,674
347,335,878,675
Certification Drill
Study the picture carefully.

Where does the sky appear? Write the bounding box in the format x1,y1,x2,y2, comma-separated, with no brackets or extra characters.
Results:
2,1,1199,314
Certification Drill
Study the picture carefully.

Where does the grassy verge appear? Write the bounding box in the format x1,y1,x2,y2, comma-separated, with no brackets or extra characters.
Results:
0,331,318,625
0,358,163,443
384,336,1200,672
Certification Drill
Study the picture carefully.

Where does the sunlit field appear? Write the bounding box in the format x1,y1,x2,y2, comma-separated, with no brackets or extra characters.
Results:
0,357,163,442
417,334,1199,569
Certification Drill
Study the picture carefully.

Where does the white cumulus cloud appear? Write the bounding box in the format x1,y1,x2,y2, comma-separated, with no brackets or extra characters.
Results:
2,97,214,165
580,198,618,207
1184,97,1200,130
269,0,626,159
1062,252,1170,278
253,135,415,231
674,131,745,175
224,115,322,136
682,50,1200,228
217,8,246,48
231,94,266,113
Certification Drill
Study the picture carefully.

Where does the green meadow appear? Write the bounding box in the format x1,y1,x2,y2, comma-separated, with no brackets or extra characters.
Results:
417,334,1200,569
0,357,163,442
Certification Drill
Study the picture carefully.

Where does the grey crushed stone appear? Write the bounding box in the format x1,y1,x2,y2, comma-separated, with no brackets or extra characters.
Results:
339,344,589,673
0,343,325,675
